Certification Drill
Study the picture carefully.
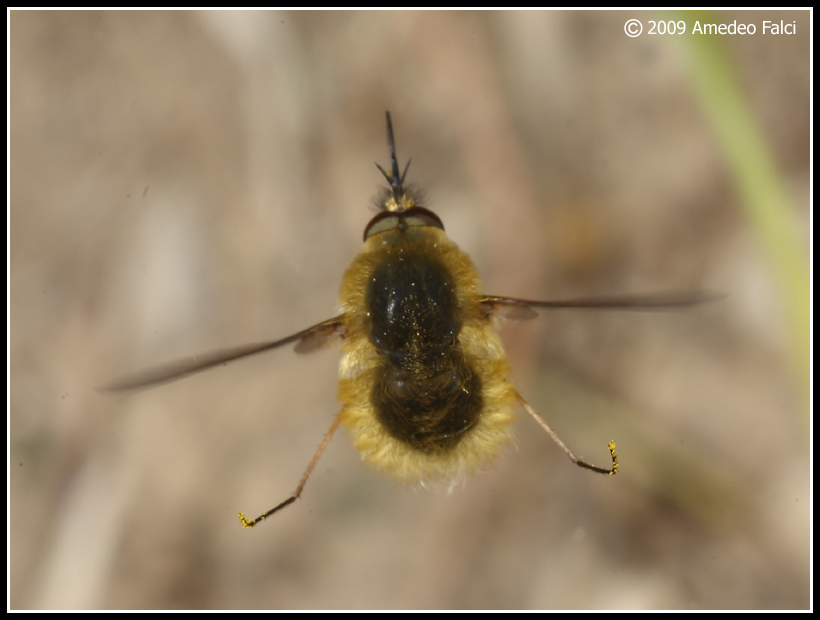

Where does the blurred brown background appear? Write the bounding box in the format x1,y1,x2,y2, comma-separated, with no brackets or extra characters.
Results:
10,10,809,609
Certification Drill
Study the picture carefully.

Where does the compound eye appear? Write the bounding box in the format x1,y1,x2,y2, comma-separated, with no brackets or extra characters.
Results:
402,207,444,231
363,212,399,240
363,207,445,240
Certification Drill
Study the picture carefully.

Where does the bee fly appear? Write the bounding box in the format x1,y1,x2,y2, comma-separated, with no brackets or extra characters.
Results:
103,112,711,528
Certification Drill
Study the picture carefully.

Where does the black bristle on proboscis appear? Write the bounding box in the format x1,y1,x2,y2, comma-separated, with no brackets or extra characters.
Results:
376,111,412,206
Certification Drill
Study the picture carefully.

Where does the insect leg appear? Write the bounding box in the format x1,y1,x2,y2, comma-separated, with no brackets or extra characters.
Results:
238,411,343,528
515,391,618,475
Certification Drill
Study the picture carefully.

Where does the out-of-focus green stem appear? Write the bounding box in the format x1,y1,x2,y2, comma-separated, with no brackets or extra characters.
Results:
678,11,809,430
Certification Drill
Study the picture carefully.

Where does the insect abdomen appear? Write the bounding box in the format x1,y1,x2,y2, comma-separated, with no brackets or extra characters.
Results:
372,352,483,453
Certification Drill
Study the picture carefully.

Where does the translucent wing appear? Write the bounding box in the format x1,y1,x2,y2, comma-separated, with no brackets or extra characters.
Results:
100,316,345,392
479,292,718,319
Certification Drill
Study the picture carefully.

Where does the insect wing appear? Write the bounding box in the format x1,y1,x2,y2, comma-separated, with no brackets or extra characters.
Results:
293,319,346,354
101,316,345,392
479,292,717,319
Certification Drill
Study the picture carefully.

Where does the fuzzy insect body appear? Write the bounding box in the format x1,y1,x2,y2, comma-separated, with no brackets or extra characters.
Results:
338,224,516,481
